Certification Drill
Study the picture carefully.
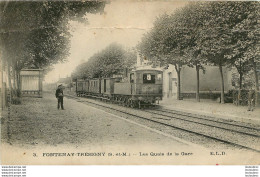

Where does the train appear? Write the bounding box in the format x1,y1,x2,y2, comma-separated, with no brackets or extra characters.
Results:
76,67,163,108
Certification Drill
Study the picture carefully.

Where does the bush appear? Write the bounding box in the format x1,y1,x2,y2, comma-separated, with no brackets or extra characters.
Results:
11,89,21,97
11,97,21,105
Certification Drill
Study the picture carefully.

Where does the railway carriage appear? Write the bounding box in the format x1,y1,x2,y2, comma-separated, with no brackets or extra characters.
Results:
100,78,120,99
88,78,101,96
76,79,89,96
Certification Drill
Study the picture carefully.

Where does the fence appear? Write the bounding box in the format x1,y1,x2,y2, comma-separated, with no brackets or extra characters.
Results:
180,91,233,103
232,90,259,107
180,90,259,106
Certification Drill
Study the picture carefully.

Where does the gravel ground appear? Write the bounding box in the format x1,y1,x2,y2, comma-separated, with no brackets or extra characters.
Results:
64,94,260,152
1,93,189,149
1,92,259,165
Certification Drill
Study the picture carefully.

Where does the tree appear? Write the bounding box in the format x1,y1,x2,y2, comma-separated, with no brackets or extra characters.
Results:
138,1,259,104
176,3,206,102
72,43,137,79
138,12,190,100
197,2,240,103
226,2,260,105
198,2,259,103
0,1,106,98
224,2,259,90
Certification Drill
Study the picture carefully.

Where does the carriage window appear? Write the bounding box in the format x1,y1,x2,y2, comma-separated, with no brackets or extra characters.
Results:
157,73,162,80
143,74,155,84
130,73,135,83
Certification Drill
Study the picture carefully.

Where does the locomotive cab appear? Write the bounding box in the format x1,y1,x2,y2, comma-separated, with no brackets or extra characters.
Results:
101,67,164,108
130,68,163,102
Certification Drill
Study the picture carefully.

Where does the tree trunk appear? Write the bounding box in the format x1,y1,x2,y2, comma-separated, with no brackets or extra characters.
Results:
253,62,259,106
16,70,20,90
1,55,4,109
7,62,12,103
239,59,243,89
177,70,181,100
174,64,182,100
196,64,200,102
13,69,17,90
219,64,225,104
239,72,243,90
234,64,243,106
16,70,21,97
237,72,243,106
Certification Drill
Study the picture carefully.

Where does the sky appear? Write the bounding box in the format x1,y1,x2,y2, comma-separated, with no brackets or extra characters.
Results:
44,1,187,83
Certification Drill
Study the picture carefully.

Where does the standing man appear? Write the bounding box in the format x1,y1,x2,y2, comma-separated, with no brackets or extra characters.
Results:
56,84,64,110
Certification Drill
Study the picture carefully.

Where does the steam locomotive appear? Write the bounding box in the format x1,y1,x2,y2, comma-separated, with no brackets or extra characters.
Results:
76,67,163,108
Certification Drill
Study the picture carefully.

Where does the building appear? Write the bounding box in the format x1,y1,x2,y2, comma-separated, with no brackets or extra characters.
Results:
163,65,233,100
20,69,43,97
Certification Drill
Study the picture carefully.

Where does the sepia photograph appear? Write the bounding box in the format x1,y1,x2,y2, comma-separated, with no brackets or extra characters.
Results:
0,0,259,166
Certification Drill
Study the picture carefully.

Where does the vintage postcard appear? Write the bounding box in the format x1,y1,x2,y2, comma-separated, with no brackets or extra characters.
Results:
0,0,259,165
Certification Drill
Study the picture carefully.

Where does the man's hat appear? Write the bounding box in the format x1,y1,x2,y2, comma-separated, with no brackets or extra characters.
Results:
58,84,62,87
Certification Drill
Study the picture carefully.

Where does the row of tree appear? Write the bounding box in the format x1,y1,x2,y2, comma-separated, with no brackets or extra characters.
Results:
0,1,106,100
137,1,259,103
72,43,137,80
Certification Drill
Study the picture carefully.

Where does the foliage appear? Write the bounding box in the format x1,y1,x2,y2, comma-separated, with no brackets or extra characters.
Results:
0,1,106,102
198,2,259,77
72,43,137,79
0,1,106,70
138,1,259,102
137,2,207,100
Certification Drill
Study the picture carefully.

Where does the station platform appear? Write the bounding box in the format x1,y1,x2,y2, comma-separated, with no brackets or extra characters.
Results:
160,97,260,124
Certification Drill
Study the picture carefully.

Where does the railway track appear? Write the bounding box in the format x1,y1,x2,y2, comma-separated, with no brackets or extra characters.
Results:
65,94,260,153
155,108,260,131
144,109,260,138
